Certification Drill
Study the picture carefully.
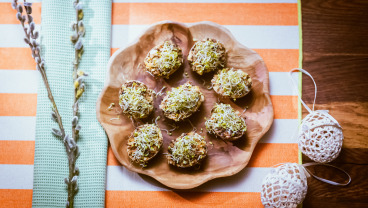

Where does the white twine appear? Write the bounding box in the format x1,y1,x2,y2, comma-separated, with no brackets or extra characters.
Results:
288,68,315,143
289,68,342,130
269,162,351,186
289,68,317,113
301,162,351,186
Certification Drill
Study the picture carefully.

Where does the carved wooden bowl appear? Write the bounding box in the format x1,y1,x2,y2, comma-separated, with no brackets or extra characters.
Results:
96,21,273,189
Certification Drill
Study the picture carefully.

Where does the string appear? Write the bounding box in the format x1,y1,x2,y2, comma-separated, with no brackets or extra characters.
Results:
301,162,351,186
287,69,349,186
289,68,317,114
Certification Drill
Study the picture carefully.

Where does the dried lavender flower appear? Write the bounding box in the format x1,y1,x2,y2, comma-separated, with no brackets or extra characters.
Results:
75,125,81,131
72,116,78,127
67,1,86,206
24,37,30,44
74,183,78,192
16,12,22,21
11,2,17,9
74,76,84,88
24,2,32,7
12,2,84,208
27,15,33,23
77,70,88,76
25,5,32,14
12,1,88,207
16,4,22,13
67,138,77,149
74,38,83,50
70,22,77,31
74,167,79,175
79,83,85,90
78,10,84,20
71,176,78,184
70,34,78,43
29,22,35,31
77,21,84,28
51,111,58,121
76,88,84,99
78,24,85,37
52,128,62,137
63,134,70,143
33,31,39,39
73,0,78,8
31,39,38,47
75,3,83,11
34,47,40,56
73,102,79,112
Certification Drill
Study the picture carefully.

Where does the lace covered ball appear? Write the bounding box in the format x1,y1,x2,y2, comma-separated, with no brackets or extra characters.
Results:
298,110,343,163
261,163,308,208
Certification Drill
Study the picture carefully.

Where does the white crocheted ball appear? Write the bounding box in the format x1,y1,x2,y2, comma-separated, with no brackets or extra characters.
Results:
261,163,308,208
298,110,343,163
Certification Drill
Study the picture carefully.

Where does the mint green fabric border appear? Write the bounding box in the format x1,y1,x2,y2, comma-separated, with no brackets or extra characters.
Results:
33,0,111,207
297,0,303,165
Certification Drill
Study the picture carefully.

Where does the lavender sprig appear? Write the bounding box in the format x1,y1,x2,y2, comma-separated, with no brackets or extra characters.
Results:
12,1,85,208
66,1,87,207
12,1,63,132
12,1,66,136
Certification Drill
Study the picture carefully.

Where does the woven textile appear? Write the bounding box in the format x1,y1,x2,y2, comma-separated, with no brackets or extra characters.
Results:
32,0,111,207
261,163,308,208
299,110,343,163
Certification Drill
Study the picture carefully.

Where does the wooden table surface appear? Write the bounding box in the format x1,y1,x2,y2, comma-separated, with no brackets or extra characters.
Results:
301,0,368,207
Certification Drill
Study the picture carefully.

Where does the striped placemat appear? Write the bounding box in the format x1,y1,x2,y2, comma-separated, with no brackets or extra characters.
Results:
0,0,300,207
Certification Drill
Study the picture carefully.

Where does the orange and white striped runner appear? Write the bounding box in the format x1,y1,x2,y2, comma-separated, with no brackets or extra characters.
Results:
0,0,300,207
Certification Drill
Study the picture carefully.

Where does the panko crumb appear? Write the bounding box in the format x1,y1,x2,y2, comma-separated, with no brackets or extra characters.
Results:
127,124,163,167
188,38,226,75
119,80,154,119
212,68,252,100
159,82,204,121
205,103,247,141
144,41,183,78
167,131,207,168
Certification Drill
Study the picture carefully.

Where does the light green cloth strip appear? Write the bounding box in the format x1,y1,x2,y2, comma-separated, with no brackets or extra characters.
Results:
297,0,303,165
33,0,111,207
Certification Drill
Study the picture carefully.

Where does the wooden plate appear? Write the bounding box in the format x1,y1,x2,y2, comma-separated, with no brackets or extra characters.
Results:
96,21,273,189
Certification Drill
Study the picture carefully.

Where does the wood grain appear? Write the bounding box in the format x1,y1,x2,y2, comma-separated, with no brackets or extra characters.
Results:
303,164,368,208
303,148,368,165
302,0,368,54
97,21,274,189
301,0,368,207
301,56,368,103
